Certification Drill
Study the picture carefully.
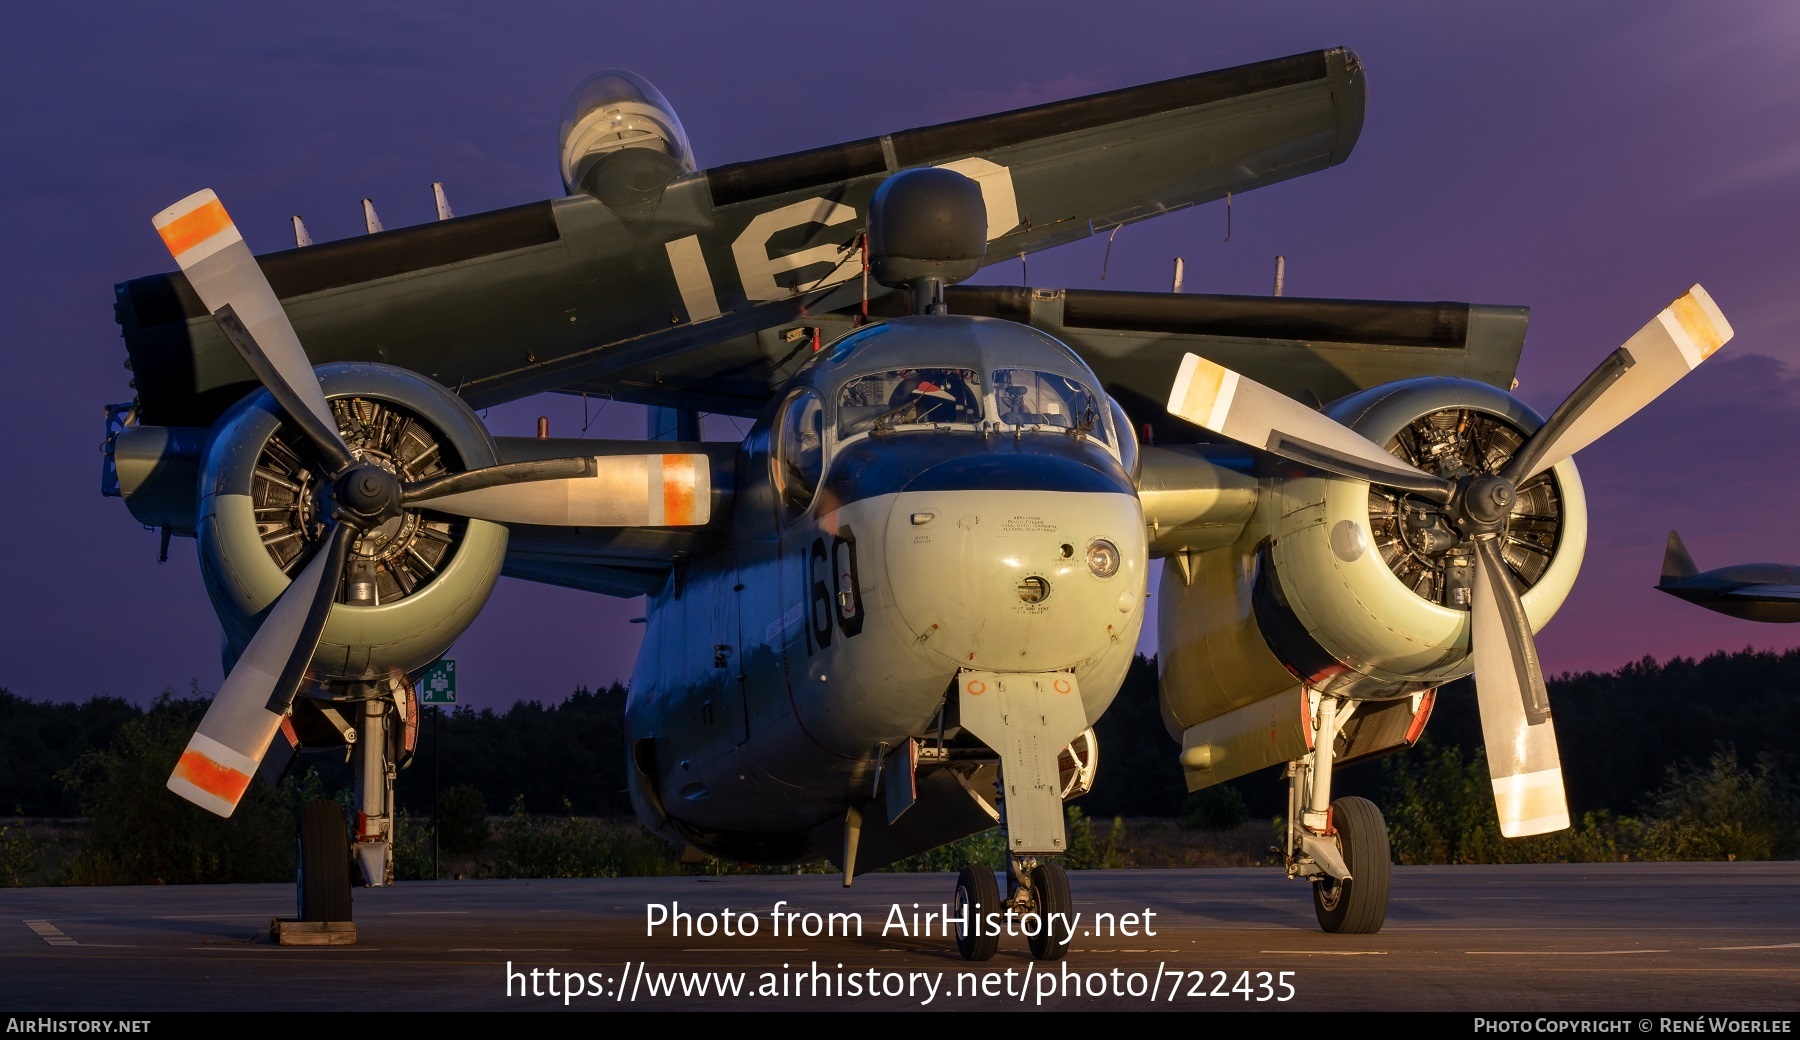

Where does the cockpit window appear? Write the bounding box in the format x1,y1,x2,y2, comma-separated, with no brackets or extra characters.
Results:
992,370,1108,442
772,389,825,515
837,368,982,439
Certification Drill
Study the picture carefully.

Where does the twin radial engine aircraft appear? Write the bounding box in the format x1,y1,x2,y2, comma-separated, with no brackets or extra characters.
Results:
102,49,1734,958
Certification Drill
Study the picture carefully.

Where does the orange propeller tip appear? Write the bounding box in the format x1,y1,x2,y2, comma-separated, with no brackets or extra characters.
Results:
153,189,241,266
151,188,222,229
1166,353,1237,430
1670,283,1732,361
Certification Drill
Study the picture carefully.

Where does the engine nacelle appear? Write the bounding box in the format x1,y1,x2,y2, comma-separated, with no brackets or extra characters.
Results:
558,70,694,208
1158,376,1588,741
198,363,508,685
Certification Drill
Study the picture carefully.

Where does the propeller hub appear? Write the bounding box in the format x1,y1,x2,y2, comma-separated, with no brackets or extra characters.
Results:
336,464,403,526
1457,475,1516,529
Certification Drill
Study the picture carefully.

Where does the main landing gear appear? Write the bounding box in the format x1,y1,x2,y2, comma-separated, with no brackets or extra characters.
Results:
1282,693,1392,934
291,682,411,933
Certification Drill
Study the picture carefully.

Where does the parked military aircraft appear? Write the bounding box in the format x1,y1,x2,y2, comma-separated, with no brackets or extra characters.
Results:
101,49,1733,958
1655,531,1800,622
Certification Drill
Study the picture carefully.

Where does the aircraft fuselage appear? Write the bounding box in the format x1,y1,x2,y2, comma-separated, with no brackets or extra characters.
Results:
622,316,1147,863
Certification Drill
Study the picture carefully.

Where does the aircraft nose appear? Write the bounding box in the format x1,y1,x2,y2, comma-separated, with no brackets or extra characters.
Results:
901,447,1135,498
883,456,1146,672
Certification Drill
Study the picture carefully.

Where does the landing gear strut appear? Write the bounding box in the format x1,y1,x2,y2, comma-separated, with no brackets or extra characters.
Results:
952,756,1078,962
291,682,403,933
950,671,1090,962
1282,692,1391,934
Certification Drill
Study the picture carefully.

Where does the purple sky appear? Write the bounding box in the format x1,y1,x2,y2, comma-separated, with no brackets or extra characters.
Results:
5,1,1800,709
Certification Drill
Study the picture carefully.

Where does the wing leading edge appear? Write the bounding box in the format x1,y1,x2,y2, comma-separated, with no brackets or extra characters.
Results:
117,49,1366,427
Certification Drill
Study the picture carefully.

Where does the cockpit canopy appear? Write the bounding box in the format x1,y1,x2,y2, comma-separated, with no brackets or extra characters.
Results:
768,316,1118,514
558,70,695,196
818,318,1110,446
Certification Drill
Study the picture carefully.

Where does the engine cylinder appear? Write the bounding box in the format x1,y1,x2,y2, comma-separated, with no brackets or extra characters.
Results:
197,363,509,685
1158,377,1588,736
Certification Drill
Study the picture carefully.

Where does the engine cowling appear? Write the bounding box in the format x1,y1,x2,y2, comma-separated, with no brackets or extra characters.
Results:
1157,376,1588,736
197,363,508,685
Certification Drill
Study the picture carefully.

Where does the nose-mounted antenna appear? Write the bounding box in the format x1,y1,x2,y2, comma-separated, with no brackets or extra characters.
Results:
868,167,987,315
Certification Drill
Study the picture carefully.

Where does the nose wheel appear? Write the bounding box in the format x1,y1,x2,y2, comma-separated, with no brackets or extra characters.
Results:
951,853,1077,961
1024,860,1073,961
953,866,1001,961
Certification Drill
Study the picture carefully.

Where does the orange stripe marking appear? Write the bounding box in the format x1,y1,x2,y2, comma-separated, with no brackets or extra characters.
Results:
1670,293,1726,360
157,199,234,259
662,454,697,525
173,748,252,805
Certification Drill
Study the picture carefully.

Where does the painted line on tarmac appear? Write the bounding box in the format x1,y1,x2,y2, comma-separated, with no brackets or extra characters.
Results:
1702,942,1800,950
1258,950,1387,955
23,920,76,946
1468,942,1663,950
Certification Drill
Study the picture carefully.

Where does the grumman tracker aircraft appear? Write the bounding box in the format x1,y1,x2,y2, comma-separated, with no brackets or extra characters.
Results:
1654,531,1800,622
101,49,1734,959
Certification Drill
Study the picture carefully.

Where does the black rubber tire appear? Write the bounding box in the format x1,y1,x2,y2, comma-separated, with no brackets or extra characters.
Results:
298,799,353,923
953,866,1001,961
1026,861,1073,961
1313,795,1390,934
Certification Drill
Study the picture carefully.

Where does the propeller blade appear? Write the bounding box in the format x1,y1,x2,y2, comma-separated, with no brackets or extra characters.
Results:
166,524,355,818
153,190,354,473
1468,535,1570,838
407,453,713,527
1503,284,1732,483
1166,353,1452,497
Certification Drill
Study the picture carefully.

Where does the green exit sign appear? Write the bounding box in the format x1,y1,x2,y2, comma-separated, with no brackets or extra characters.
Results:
420,659,457,704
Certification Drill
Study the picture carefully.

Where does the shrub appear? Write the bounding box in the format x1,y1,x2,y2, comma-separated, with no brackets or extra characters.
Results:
1638,747,1797,861
1064,807,1128,869
1184,784,1251,831
489,796,676,878
433,784,491,855
0,824,39,886
59,695,295,885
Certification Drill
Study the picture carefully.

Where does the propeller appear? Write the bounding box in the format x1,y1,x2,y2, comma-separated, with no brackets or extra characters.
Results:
1165,285,1732,837
153,189,712,817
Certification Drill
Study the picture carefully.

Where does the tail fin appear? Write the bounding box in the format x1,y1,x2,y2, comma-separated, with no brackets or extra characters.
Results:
1662,530,1699,582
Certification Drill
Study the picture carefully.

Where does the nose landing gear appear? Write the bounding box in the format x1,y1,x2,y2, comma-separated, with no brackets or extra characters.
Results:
950,670,1091,962
951,854,1075,962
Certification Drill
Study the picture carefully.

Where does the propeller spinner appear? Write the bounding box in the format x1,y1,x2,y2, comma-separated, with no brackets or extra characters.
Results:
154,189,711,817
1165,285,1732,837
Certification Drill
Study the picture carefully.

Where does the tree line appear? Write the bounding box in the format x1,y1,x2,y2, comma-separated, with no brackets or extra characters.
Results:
4,646,1798,826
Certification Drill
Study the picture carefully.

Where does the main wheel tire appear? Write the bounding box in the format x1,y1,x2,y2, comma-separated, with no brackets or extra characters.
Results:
1026,861,1073,961
1313,795,1390,934
298,799,353,923
953,866,1001,961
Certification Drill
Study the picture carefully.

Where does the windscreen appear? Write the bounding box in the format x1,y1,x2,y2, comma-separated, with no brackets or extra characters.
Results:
837,368,982,439
992,369,1107,442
